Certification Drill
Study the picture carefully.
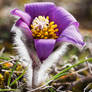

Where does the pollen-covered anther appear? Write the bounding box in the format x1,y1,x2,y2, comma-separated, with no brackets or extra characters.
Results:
31,16,59,39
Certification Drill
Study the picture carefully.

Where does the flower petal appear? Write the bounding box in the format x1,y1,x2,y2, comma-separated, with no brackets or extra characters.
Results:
34,39,56,61
11,8,31,25
24,2,56,19
16,18,32,37
52,7,79,34
57,24,85,48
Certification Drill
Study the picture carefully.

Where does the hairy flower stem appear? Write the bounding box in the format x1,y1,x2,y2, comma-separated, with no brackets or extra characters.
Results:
31,56,41,88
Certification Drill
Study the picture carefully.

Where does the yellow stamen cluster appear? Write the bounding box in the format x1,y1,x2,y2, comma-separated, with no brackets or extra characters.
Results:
31,16,59,39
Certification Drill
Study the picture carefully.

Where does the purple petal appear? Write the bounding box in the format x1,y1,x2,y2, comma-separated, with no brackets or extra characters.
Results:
11,8,31,25
16,18,32,36
24,2,56,19
57,24,85,48
34,39,56,61
52,7,79,34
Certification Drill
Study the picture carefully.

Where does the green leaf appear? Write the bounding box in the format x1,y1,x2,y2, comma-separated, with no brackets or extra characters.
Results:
10,67,27,87
7,60,18,86
0,89,16,91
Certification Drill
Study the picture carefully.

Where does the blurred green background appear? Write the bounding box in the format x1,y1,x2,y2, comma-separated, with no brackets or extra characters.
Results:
0,0,92,54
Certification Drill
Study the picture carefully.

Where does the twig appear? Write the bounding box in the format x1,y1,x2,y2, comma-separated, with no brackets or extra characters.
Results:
0,59,15,65
71,76,92,91
2,69,23,73
86,61,92,74
76,67,88,73
0,47,5,56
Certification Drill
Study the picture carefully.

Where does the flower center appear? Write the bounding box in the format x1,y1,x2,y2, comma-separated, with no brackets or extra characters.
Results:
31,16,59,39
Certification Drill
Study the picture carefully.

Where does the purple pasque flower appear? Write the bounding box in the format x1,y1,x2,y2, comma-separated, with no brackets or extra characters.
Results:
11,2,85,62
